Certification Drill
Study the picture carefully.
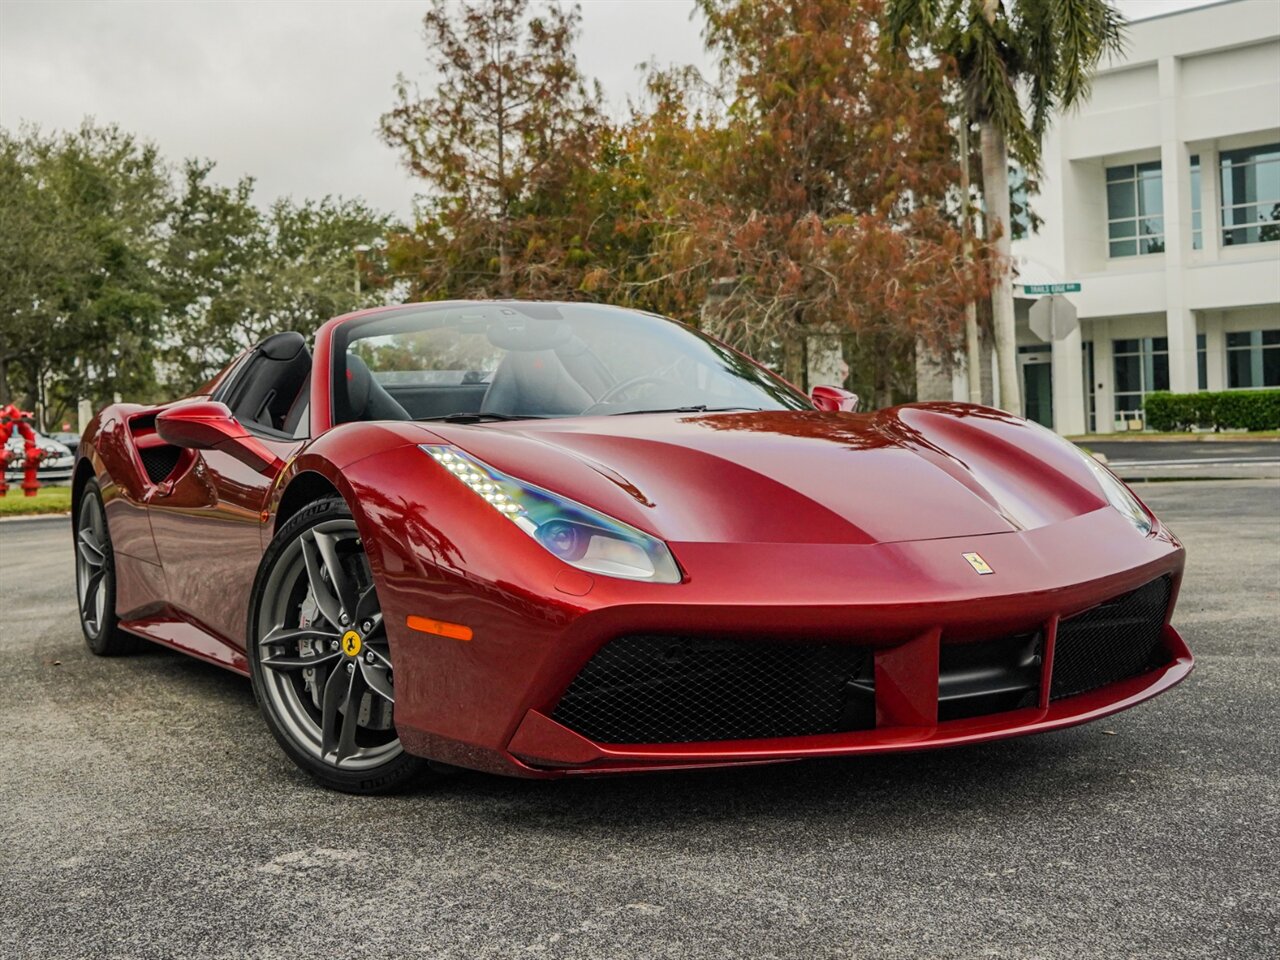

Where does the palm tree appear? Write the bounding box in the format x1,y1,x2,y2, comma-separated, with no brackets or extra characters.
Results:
887,0,1124,415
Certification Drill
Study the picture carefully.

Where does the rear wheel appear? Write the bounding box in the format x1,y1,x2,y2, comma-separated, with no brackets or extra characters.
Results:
248,497,431,793
75,480,137,656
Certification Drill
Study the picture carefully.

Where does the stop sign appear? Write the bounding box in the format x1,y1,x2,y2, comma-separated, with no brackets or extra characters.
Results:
1029,294,1079,342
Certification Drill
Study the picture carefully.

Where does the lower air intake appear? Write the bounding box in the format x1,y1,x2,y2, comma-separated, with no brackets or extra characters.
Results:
1050,576,1172,701
551,635,875,744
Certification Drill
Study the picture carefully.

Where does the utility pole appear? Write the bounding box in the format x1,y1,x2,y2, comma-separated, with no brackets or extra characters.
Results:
353,244,371,297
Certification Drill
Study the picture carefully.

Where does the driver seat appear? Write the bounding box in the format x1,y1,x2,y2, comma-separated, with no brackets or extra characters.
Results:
225,332,311,433
481,349,598,418
337,353,411,423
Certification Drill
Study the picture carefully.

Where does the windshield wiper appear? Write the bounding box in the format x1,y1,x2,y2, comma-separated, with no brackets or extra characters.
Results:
612,406,761,416
424,412,547,423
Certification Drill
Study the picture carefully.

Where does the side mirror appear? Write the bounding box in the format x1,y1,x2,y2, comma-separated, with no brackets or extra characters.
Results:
155,401,284,474
810,385,860,413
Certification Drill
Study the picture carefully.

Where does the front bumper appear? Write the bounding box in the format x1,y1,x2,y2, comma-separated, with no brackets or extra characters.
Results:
504,625,1191,774
366,488,1189,779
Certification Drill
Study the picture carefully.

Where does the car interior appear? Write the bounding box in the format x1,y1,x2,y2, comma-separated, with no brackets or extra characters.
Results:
335,316,622,423
336,346,619,423
221,307,804,435
220,331,312,437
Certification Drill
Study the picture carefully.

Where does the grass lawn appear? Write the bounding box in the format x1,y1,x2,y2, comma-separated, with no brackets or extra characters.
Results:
0,485,72,517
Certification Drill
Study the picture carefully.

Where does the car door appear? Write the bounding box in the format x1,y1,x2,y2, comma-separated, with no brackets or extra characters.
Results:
148,334,311,652
147,437,302,651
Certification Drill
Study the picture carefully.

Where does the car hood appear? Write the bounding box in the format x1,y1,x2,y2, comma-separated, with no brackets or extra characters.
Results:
419,404,1109,546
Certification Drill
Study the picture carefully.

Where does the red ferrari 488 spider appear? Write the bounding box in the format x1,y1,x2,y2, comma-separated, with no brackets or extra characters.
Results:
72,301,1192,792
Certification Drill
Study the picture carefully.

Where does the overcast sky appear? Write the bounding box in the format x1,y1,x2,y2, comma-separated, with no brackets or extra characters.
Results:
0,0,1224,220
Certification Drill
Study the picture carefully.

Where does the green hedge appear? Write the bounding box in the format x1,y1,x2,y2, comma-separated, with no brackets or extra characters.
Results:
1144,390,1280,432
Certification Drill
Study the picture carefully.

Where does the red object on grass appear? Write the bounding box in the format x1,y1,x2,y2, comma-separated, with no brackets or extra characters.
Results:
0,403,43,497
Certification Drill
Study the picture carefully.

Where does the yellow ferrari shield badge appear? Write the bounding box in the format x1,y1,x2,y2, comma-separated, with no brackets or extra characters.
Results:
341,630,363,656
963,552,994,575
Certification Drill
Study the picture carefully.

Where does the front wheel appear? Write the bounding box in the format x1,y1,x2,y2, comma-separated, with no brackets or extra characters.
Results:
248,497,431,794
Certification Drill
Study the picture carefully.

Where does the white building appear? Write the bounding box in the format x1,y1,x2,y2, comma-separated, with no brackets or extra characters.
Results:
945,0,1280,434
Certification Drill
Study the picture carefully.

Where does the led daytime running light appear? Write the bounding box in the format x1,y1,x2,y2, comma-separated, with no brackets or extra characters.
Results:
425,447,526,521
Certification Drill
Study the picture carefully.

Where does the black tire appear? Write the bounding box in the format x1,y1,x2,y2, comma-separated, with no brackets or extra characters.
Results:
75,479,139,656
247,496,432,794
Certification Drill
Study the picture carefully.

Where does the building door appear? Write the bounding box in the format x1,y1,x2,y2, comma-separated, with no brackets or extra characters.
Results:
1022,359,1054,428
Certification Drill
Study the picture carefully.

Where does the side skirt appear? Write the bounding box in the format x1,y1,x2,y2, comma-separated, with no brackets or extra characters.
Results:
121,611,251,677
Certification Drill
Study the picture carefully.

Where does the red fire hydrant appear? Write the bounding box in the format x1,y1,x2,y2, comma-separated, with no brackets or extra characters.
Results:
0,404,44,497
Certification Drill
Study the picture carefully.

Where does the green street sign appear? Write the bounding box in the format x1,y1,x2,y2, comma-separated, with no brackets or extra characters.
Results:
1021,282,1081,295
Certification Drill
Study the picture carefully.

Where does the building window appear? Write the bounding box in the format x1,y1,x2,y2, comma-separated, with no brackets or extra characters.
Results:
1197,333,1207,390
1107,162,1165,257
1226,330,1280,388
1190,155,1202,251
1220,143,1280,246
1113,337,1169,421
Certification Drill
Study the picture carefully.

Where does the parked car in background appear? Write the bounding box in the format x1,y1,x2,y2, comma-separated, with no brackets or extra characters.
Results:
49,430,82,460
4,429,75,485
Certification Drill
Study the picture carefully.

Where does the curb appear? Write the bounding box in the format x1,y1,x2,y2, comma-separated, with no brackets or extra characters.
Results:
0,512,71,523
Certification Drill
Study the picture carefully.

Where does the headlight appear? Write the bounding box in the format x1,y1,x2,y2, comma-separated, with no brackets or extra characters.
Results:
1079,450,1153,535
422,445,682,583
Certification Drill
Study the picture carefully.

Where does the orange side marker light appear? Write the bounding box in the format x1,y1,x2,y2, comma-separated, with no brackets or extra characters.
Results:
406,615,474,642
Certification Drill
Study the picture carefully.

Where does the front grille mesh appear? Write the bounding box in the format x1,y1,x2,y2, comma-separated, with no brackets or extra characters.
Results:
1050,576,1172,700
551,635,875,744
551,577,1173,744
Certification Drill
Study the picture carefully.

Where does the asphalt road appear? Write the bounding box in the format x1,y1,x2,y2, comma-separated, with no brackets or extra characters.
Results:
1086,440,1280,482
2,481,1278,960
1085,440,1280,464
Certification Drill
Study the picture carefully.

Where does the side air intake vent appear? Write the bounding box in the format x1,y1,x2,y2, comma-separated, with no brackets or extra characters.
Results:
139,445,183,485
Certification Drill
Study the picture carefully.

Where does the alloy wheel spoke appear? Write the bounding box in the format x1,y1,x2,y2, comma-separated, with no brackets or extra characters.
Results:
301,535,345,629
313,530,359,624
260,625,338,649
77,529,105,568
354,586,381,630
360,659,395,704
335,668,367,763
81,568,104,622
261,650,342,673
362,641,393,671
319,662,349,760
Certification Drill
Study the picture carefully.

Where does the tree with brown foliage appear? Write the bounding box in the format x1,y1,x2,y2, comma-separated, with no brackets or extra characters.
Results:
624,0,992,405
380,0,603,298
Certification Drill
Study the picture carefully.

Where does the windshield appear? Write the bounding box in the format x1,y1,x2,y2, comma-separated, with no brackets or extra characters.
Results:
332,302,810,424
